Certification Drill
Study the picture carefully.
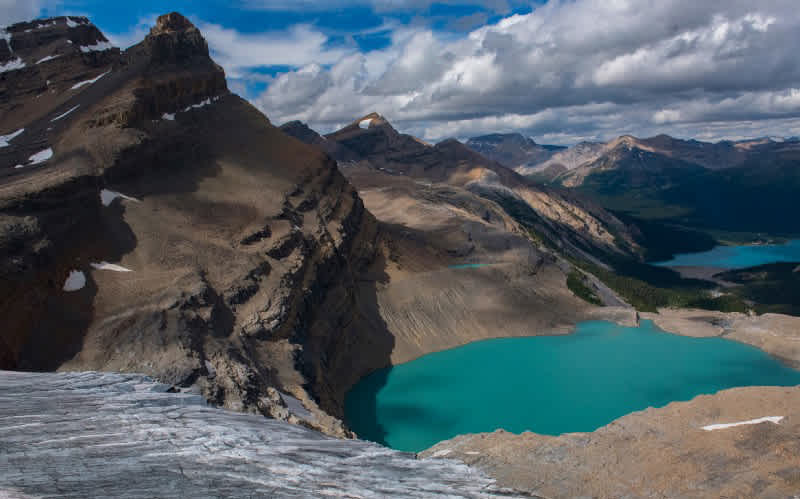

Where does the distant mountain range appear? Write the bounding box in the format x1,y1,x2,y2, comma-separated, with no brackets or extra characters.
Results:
464,132,800,235
464,133,565,173
281,114,639,261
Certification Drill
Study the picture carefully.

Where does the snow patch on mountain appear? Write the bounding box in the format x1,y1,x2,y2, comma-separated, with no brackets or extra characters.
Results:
70,70,110,90
79,41,114,53
0,58,25,73
51,105,80,121
36,54,60,64
90,262,133,272
62,270,86,291
100,189,139,206
0,128,24,147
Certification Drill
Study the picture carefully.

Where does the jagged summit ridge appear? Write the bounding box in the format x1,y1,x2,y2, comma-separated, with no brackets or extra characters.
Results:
151,12,197,34
141,12,211,65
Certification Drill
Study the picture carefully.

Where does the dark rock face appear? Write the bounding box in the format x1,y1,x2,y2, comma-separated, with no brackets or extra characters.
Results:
143,12,211,65
280,120,357,161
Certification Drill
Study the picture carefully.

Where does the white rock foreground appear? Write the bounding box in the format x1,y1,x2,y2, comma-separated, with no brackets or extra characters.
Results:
0,371,524,498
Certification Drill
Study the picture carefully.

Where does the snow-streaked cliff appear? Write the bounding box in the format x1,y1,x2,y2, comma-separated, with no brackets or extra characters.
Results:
0,370,524,498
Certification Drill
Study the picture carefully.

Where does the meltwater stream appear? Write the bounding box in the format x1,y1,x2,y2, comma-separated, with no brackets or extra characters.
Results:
346,320,800,452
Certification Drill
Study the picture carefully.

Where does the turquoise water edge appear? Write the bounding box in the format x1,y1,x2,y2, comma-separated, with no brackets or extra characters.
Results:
345,320,800,453
654,239,800,268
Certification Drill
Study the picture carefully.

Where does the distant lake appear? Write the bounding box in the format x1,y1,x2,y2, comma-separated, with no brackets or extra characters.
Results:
345,320,800,453
654,239,800,268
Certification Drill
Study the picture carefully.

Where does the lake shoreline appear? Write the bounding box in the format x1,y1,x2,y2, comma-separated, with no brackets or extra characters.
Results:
347,317,800,452
642,308,800,369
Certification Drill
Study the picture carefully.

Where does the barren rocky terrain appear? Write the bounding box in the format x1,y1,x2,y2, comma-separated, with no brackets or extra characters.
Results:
424,385,800,498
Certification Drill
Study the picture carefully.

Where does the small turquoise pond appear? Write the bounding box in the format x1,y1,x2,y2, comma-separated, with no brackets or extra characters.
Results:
448,263,492,269
654,239,800,268
345,320,800,452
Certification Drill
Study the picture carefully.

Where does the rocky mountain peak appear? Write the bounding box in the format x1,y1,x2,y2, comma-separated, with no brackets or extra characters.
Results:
615,135,639,148
351,112,393,131
142,11,210,65
1,16,114,66
358,111,382,122
152,12,197,34
468,133,532,145
327,112,400,146
435,137,462,148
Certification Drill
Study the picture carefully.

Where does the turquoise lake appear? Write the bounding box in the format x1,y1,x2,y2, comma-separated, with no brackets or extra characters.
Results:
654,239,800,268
345,320,800,452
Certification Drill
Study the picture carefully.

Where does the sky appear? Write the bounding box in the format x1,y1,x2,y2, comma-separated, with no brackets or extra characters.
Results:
4,0,800,145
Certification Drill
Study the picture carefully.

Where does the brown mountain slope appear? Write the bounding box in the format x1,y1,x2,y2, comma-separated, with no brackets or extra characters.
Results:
0,13,392,435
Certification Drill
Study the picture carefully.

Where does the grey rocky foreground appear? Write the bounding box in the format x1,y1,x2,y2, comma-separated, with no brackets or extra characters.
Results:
0,371,525,498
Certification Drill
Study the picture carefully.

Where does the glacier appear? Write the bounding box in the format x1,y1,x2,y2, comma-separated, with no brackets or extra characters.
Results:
0,370,526,498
